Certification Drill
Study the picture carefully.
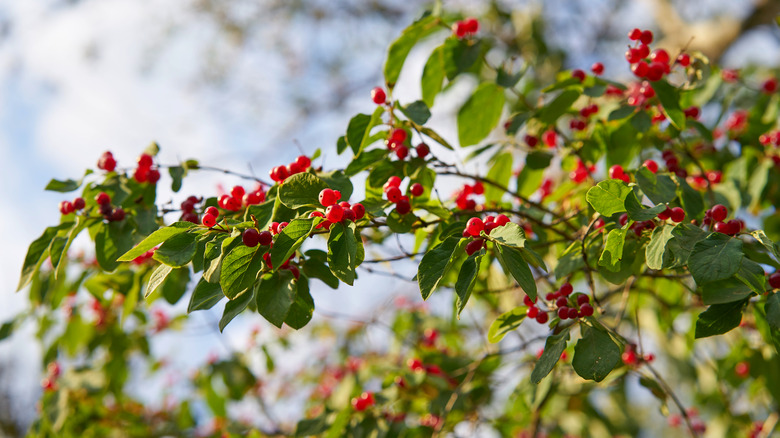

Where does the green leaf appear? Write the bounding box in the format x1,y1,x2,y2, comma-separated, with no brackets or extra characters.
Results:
327,222,358,286
586,180,632,216
344,149,388,176
751,230,780,261
625,192,666,221
599,228,627,272
270,218,315,270
455,254,481,316
488,223,527,248
538,89,580,125
420,126,454,150
651,79,685,129
401,100,431,125
387,210,417,234
161,267,190,304
256,270,297,328
700,276,753,305
219,288,253,332
666,224,708,267
220,245,265,299
169,166,185,192
608,105,636,121
153,231,198,268
483,153,513,205
0,320,15,342
734,258,767,295
635,167,677,205
516,152,553,197
303,249,340,289
45,178,82,192
18,224,71,291
688,233,743,284
118,222,196,261
285,276,314,329
442,37,482,80
245,200,275,231
345,107,383,155
766,293,780,330
695,299,747,338
675,177,704,219
187,278,225,313
418,237,462,300
457,83,506,147
496,245,537,300
278,172,330,209
572,324,621,382
146,264,173,298
421,46,445,107
530,330,570,384
487,306,528,343
646,225,675,270
384,15,439,87
95,220,134,272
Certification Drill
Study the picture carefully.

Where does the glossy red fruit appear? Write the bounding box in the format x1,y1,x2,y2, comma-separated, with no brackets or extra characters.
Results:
677,53,690,66
342,208,356,222
242,229,261,247
609,164,625,179
205,206,219,217
495,214,510,226
523,295,536,306
559,283,573,296
591,62,604,75
710,204,727,222
527,306,539,318
416,143,429,158
542,129,557,147
72,197,86,210
243,191,264,205
768,273,780,289
466,217,485,237
567,307,579,319
651,49,670,65
643,159,658,173
670,207,685,223
558,307,569,320
95,192,111,205
577,294,590,306
395,198,411,215
202,213,217,227
628,28,642,40
319,188,338,207
619,213,629,226
59,201,74,215
735,361,750,378
110,208,125,222
137,153,153,169
338,201,351,209
258,231,273,246
395,145,409,160
632,61,649,77
385,186,402,203
535,312,549,324
524,135,538,148
762,78,778,94
571,69,586,82
389,128,407,144
410,183,424,197
713,221,731,234
465,239,483,255
225,197,241,211
640,30,653,45
295,155,311,170
370,87,386,105
657,206,671,220
463,17,479,33
147,169,161,184
622,350,638,365
579,303,594,317
555,297,568,308
385,176,402,188
351,203,365,220
325,205,344,223
472,182,484,195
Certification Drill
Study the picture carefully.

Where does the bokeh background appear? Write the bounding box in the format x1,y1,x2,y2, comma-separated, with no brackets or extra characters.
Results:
1,0,778,434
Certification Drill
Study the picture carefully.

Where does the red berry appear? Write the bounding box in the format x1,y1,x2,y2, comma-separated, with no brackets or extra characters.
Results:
619,213,629,226
385,186,402,203
710,204,727,222
628,28,642,40
342,208,356,222
609,164,625,179
395,198,411,215
579,304,594,317
202,214,217,227
646,62,666,81
287,265,300,280
325,205,344,223
72,197,86,210
670,207,685,223
243,229,261,247
95,192,111,205
527,306,539,318
110,208,125,222
626,48,643,64
556,297,569,308
59,201,74,215
651,49,669,65
389,128,407,144
370,87,386,105
386,176,402,188
524,135,538,148
408,358,424,372
465,239,483,256
560,283,573,296
147,169,161,184
571,69,586,82
535,312,549,324
558,307,569,320
230,186,245,201
622,350,638,365
567,308,578,319
351,203,365,220
466,217,485,237
395,145,409,160
657,207,671,221
684,106,700,119
319,188,338,207
639,30,653,45
643,159,658,173
677,53,690,67
204,206,218,217
137,153,153,169
713,221,731,234
258,231,273,246
472,182,484,195
295,155,311,170
243,191,264,205
577,294,590,306
542,129,557,147
768,273,780,289
133,167,149,183
410,183,424,197
632,61,649,77
762,78,778,94
591,62,604,75
416,143,429,158
463,17,479,34
523,295,536,306
453,21,468,38
225,197,241,211
735,361,750,378
495,214,510,226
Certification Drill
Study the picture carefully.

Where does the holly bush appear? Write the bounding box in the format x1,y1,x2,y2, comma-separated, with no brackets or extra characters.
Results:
6,6,780,438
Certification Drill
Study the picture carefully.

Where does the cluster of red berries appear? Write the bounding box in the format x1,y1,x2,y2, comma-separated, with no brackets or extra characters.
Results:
462,214,511,255
41,361,61,391
621,344,654,366
452,17,479,38
384,129,429,161
661,149,687,178
309,188,366,228
723,110,748,134
178,195,202,223
218,184,266,212
95,192,125,222
625,28,676,82
133,153,161,184
657,206,686,223
351,391,375,411
453,181,484,210
58,196,86,215
625,81,656,107
241,228,273,248
759,130,780,147
269,155,312,183
132,248,156,265
570,160,596,183
608,164,630,184
548,284,594,320
382,177,421,215
703,204,743,235
97,151,117,172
